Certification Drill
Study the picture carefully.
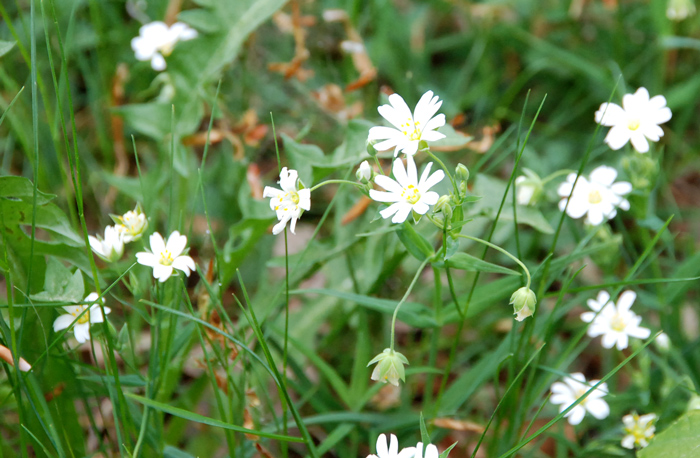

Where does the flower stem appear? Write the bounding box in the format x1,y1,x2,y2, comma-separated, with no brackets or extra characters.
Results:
390,258,430,351
457,234,531,288
425,148,457,192
372,155,385,175
541,169,576,184
308,179,365,192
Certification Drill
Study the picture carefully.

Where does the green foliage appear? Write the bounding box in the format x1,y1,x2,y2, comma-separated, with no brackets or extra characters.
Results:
639,411,700,458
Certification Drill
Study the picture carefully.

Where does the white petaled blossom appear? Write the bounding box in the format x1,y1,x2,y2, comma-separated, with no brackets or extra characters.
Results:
622,412,657,449
514,169,543,206
131,21,198,71
367,348,409,387
557,166,632,226
415,442,442,458
53,293,111,344
550,372,610,425
88,225,125,263
136,231,196,282
667,0,696,20
368,90,446,157
113,204,148,243
369,155,445,224
263,168,311,235
581,290,651,350
357,160,372,182
595,87,672,153
366,434,416,458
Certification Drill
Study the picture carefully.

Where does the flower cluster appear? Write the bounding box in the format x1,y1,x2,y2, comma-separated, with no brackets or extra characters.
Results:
88,204,148,263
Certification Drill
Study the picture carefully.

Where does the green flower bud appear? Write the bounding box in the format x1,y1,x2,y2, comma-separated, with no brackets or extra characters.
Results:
367,348,409,387
366,139,378,157
455,164,470,183
434,195,453,220
510,286,537,321
418,140,430,152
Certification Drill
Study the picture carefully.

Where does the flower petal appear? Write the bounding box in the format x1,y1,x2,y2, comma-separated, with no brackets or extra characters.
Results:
166,231,188,257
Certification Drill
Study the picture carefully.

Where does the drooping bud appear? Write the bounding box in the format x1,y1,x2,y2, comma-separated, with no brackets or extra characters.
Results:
667,0,696,20
356,160,373,183
654,332,671,352
514,169,543,206
367,348,409,387
88,226,126,263
510,287,537,321
366,139,378,157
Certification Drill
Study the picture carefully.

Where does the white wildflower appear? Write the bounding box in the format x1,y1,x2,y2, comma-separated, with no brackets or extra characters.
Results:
622,412,657,449
367,348,409,387
370,155,444,224
88,225,125,263
414,442,442,458
131,21,198,71
113,204,148,243
557,166,632,226
366,434,416,458
595,87,672,153
263,167,311,235
368,90,446,157
581,290,651,350
136,231,196,282
53,293,111,344
550,372,609,425
667,0,696,20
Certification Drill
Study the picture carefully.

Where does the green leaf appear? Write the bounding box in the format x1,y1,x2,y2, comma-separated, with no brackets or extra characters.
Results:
0,40,16,58
125,393,305,442
31,269,84,303
283,133,326,185
433,252,519,276
638,411,700,458
113,103,172,140
292,289,437,328
396,222,434,261
431,124,473,150
419,412,431,445
0,176,55,204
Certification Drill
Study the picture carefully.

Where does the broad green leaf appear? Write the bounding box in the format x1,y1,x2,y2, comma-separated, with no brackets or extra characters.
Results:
0,40,15,58
283,133,326,185
0,176,55,204
396,222,434,261
113,103,172,140
638,411,700,458
125,393,304,442
292,289,437,328
433,252,519,276
31,269,84,303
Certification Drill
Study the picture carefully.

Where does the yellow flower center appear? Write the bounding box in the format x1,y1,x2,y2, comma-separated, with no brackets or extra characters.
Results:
290,192,300,205
628,119,641,131
402,184,421,204
160,41,176,56
588,190,603,204
610,312,626,332
160,250,175,266
401,118,421,142
72,306,91,324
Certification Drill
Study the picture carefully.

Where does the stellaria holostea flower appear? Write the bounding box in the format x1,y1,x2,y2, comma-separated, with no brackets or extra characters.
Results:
557,166,632,226
136,231,196,282
368,91,446,157
581,290,651,350
88,225,125,263
414,442,443,458
366,434,416,458
622,412,657,449
53,293,111,344
367,348,409,387
595,87,672,153
263,167,311,235
370,155,444,224
550,372,609,425
131,21,198,71
510,287,537,321
112,204,148,243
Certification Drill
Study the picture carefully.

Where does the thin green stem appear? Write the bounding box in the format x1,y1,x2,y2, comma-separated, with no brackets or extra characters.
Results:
309,179,364,192
540,169,576,184
456,234,531,288
390,258,430,351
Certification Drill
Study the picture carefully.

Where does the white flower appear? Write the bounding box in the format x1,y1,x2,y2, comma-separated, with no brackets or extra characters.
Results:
367,434,416,458
622,412,657,449
53,293,111,344
370,155,445,223
654,332,671,351
667,0,696,20
131,21,198,71
368,90,446,157
514,169,543,206
415,442,441,458
113,204,148,243
88,225,125,263
358,160,372,182
367,348,409,387
263,167,311,235
136,231,196,282
550,372,609,425
595,87,672,153
581,290,651,350
557,166,632,226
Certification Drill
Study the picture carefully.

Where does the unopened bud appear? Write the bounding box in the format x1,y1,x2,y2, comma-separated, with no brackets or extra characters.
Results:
366,139,378,157
356,160,372,183
514,169,543,206
667,0,696,20
654,332,671,352
455,164,470,183
510,287,537,321
367,348,409,387
434,195,453,219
